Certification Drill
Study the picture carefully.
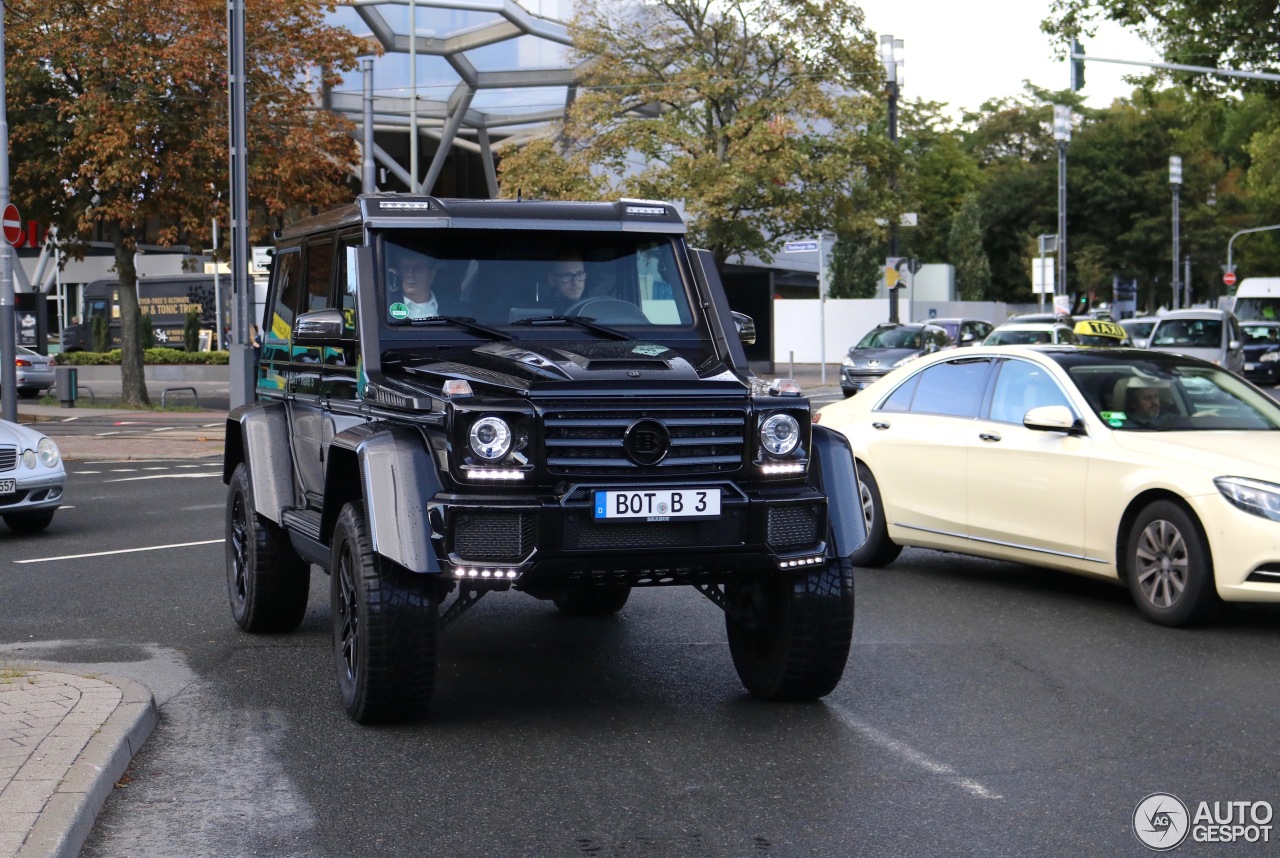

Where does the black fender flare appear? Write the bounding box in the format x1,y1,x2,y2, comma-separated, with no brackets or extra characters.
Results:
223,401,294,525
811,424,867,559
324,422,443,574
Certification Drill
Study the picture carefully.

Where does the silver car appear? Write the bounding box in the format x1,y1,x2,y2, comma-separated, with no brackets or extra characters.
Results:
1147,308,1246,376
0,418,65,532
13,346,55,398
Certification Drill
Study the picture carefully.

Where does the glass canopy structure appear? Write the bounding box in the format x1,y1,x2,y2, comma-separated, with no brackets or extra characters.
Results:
328,0,585,198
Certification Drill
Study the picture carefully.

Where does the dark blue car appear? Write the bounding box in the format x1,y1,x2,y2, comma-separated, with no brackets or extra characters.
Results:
1241,321,1280,385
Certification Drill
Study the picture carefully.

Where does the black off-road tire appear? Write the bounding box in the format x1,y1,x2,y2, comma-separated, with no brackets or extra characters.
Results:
3,511,56,533
331,502,438,724
1125,500,1218,627
553,585,632,616
849,465,902,567
225,463,309,633
725,542,855,701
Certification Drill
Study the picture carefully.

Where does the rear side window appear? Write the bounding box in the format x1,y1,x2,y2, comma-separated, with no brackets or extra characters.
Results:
908,359,993,417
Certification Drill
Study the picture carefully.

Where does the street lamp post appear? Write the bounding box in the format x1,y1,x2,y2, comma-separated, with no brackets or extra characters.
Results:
1226,223,1280,285
1170,155,1182,310
1052,105,1071,314
881,34,904,324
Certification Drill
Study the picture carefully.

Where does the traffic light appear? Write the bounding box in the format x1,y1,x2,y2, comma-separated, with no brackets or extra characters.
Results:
1070,39,1085,92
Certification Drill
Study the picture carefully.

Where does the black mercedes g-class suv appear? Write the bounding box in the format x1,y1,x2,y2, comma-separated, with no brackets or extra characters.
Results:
223,195,864,723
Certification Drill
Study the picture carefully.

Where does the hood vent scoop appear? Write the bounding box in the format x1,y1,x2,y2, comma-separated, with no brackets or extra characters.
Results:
585,359,671,371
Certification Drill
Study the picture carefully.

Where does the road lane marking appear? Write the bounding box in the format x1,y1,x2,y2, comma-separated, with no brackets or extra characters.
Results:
75,471,101,474
105,473,220,483
60,417,80,422
829,705,1003,801
95,432,123,437
109,468,138,472
143,467,169,471
13,539,222,564
152,427,176,432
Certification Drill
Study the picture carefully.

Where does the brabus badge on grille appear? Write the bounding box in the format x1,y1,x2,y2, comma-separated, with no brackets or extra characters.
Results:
623,418,671,466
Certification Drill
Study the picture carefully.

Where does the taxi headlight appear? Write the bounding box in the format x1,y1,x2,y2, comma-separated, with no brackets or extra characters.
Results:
1215,477,1280,522
469,416,512,462
760,413,800,457
37,438,60,468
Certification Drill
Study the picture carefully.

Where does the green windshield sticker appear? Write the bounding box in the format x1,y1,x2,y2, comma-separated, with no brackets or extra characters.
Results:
1102,410,1127,427
389,302,409,320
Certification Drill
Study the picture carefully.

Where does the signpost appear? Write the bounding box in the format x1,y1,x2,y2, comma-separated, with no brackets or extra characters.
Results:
1224,270,1238,288
2,204,21,247
785,238,830,383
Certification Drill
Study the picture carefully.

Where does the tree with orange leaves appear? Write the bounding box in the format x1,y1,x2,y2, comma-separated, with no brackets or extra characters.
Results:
5,0,366,404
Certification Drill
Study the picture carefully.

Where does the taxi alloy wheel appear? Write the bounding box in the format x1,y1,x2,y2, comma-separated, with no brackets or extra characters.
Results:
848,465,902,567
1125,500,1217,627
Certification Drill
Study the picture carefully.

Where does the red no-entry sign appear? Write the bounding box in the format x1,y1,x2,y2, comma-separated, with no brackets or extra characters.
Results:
1223,271,1238,288
2,204,22,246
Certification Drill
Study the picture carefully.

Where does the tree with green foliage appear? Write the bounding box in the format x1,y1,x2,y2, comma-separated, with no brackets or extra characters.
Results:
498,0,886,266
949,193,991,300
5,0,364,405
183,310,201,352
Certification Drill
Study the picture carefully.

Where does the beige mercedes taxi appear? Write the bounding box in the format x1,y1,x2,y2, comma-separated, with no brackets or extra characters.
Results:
815,345,1280,626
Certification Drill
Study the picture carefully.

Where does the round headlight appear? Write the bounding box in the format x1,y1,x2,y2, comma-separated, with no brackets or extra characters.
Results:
469,416,512,461
760,413,800,457
21,449,37,469
37,437,60,468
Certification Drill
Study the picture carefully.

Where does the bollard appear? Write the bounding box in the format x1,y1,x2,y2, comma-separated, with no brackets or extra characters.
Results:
55,366,78,408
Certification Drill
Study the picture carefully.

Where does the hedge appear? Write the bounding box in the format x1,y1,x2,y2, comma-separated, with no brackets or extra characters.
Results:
57,349,230,366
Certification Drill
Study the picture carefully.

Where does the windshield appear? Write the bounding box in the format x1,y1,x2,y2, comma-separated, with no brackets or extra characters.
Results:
1151,318,1222,348
1233,297,1280,323
378,230,696,333
1066,357,1280,431
985,329,1054,345
856,327,922,349
1242,324,1280,345
1122,321,1156,339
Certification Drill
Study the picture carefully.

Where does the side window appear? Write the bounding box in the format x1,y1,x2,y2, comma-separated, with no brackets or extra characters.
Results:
878,371,921,412
305,239,335,313
908,359,993,417
260,249,300,391
988,359,1073,424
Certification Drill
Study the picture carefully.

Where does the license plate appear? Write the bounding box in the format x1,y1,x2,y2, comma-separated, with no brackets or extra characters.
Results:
593,488,720,521
0,479,15,494
1246,363,1257,371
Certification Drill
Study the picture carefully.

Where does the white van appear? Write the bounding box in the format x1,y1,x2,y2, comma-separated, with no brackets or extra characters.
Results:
1231,277,1280,322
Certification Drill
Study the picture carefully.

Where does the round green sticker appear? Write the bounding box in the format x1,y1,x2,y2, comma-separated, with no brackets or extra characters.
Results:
389,302,409,320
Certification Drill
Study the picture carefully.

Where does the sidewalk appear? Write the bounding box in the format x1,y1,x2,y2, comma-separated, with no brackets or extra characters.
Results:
16,402,227,462
0,667,157,858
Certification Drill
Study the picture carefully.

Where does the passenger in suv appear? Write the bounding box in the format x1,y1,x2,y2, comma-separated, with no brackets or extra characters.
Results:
223,195,863,723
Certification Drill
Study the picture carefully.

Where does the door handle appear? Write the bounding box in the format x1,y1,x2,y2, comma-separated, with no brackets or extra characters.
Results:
872,421,890,430
979,432,1002,442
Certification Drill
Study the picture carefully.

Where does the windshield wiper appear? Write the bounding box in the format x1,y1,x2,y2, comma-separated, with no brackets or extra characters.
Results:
396,315,511,341
509,315,632,340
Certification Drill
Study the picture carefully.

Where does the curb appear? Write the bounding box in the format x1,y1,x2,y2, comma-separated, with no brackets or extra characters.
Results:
8,666,159,858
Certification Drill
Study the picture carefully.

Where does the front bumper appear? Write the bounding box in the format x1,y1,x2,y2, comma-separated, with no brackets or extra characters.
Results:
841,367,889,394
433,482,829,588
1192,491,1280,602
0,470,65,514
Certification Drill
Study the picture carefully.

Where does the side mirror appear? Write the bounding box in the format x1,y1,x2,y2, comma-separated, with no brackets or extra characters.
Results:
960,332,974,343
1023,405,1083,435
293,308,346,345
732,311,756,346
1229,340,1242,350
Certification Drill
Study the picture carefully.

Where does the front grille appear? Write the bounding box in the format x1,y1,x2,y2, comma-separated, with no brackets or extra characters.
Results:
842,368,888,385
543,404,746,476
450,511,535,562
562,511,745,551
767,505,822,549
0,447,16,473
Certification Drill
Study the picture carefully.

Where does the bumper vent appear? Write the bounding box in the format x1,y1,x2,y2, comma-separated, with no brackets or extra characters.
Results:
451,511,535,562
543,404,746,476
1245,564,1280,585
767,505,822,550
0,447,16,473
562,513,744,551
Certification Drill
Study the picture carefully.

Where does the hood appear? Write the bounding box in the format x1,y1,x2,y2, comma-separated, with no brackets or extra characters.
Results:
0,419,52,449
845,347,920,367
1111,430,1280,484
399,340,744,395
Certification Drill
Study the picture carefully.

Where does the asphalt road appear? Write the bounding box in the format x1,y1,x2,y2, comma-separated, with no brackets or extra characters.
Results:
2,468,1278,856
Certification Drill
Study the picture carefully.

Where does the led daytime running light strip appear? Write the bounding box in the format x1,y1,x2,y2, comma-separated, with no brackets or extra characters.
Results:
454,567,520,579
465,469,526,480
779,555,824,569
760,462,805,474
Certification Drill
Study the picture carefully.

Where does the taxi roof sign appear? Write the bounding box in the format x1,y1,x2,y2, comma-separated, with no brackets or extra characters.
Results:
1074,319,1127,339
